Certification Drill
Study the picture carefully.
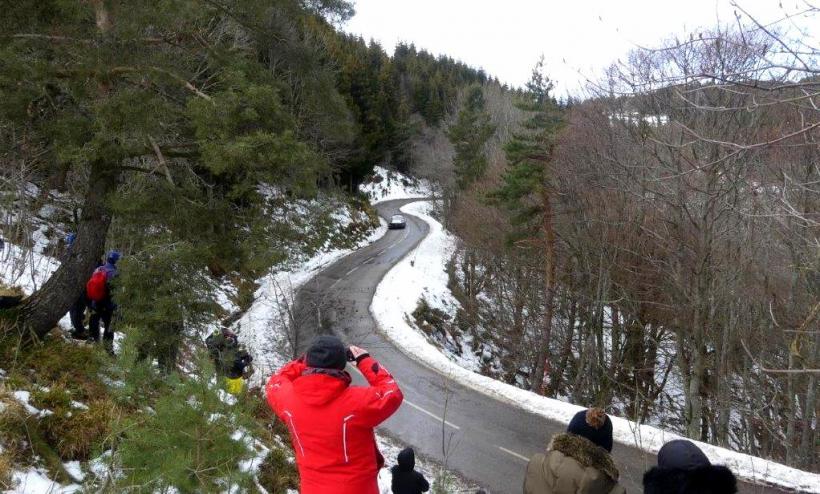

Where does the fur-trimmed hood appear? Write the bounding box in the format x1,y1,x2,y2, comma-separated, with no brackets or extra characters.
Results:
643,464,737,494
549,433,620,482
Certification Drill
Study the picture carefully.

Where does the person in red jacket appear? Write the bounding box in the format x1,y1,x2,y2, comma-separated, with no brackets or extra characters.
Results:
266,335,404,494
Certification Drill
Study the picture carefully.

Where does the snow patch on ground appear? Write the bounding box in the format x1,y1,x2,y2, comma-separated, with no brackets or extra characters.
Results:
0,243,60,295
371,200,820,494
4,469,80,494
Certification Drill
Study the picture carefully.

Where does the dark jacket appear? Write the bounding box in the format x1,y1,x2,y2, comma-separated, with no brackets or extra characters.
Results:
226,349,252,379
643,464,737,494
523,433,626,494
205,330,239,375
391,448,430,494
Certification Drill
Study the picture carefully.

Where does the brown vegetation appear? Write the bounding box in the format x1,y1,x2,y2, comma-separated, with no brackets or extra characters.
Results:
442,14,819,471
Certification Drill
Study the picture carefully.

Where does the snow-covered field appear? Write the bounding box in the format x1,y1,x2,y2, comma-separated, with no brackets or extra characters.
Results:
370,199,820,494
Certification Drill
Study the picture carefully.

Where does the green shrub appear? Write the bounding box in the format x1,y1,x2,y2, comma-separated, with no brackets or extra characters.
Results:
412,298,451,337
257,447,299,493
113,376,255,493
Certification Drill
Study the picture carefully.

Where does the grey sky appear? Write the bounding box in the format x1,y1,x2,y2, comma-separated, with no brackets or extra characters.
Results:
344,0,818,96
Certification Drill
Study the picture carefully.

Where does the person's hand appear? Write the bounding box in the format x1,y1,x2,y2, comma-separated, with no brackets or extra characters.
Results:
347,345,369,363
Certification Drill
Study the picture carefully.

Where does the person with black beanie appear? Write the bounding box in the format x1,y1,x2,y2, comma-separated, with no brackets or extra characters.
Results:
391,447,430,494
643,439,737,494
523,408,625,494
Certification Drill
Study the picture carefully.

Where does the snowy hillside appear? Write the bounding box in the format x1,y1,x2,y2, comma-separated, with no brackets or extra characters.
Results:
359,166,434,203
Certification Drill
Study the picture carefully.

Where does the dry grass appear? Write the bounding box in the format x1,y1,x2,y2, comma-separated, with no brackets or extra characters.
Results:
0,450,14,490
0,283,23,298
40,398,119,461
0,384,30,473
1,334,116,467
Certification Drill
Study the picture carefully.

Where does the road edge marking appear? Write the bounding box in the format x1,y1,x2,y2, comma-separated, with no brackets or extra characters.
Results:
403,399,461,430
498,446,529,462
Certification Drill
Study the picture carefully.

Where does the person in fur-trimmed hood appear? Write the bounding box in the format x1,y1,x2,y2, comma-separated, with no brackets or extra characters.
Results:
643,439,737,494
523,408,625,494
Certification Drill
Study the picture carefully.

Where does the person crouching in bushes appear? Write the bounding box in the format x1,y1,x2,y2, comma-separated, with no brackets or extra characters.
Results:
225,345,253,395
643,439,737,494
524,407,625,494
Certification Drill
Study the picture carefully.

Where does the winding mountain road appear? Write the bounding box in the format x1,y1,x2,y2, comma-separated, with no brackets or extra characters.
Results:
294,198,791,494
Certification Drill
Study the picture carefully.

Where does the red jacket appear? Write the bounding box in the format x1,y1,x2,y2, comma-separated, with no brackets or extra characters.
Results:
266,356,404,494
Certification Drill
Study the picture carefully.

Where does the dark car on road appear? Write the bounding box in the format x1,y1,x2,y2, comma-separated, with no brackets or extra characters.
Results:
388,214,406,229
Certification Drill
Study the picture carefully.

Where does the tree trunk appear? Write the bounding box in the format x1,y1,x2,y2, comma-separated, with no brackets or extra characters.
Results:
798,306,819,470
546,298,576,397
687,342,706,439
12,160,118,339
530,189,556,393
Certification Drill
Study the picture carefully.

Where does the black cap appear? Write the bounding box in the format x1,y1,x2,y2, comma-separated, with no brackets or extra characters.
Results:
305,335,347,370
567,408,613,452
657,440,711,470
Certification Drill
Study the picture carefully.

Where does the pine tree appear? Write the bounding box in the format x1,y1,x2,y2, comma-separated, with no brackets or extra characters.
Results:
447,85,495,189
490,57,563,393
0,1,331,339
112,364,257,492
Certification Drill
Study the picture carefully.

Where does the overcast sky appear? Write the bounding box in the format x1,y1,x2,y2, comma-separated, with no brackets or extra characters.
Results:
343,0,818,96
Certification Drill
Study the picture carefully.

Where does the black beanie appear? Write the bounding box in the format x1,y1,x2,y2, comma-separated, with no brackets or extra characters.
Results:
305,335,347,370
567,408,613,452
657,440,711,470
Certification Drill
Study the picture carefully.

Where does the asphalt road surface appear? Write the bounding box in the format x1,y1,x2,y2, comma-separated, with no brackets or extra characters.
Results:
293,198,793,494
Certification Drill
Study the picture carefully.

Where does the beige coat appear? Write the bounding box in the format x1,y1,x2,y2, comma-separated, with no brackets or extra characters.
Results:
523,433,626,494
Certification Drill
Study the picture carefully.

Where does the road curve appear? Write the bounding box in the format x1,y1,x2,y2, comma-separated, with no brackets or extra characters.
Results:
293,198,791,494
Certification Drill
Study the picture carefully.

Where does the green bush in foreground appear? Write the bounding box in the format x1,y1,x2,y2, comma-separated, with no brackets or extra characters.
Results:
112,374,255,493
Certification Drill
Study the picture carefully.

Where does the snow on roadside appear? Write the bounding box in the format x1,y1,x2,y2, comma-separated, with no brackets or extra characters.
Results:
233,219,387,387
371,200,820,494
237,167,429,383
235,174,471,492
360,166,433,203
375,434,475,494
370,201,481,372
